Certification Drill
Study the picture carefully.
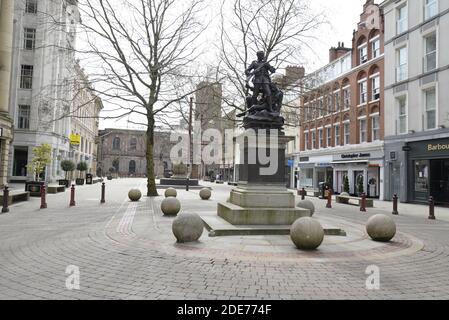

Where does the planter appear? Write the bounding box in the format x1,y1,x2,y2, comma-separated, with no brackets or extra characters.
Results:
25,181,45,197
59,179,70,188
86,174,93,185
107,175,113,180
76,178,85,185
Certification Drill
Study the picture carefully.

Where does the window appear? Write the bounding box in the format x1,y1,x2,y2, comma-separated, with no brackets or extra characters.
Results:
113,137,121,150
360,119,367,143
25,0,37,14
319,129,323,148
424,33,437,72
343,87,351,109
359,45,368,64
129,160,136,174
334,91,341,111
372,116,380,141
312,131,316,149
335,125,341,146
327,95,332,114
425,0,438,20
397,5,407,34
396,47,408,82
17,105,30,129
319,100,324,117
425,88,436,130
304,132,309,150
23,28,36,50
359,80,367,104
398,96,407,134
372,39,380,58
129,137,137,151
20,65,33,89
327,127,332,147
344,123,350,145
372,76,380,100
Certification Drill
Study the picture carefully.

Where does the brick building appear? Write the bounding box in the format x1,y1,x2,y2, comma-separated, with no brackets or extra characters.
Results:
97,129,173,178
297,0,386,199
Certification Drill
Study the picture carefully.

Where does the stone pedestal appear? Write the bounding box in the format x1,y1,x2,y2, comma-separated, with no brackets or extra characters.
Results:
218,130,310,225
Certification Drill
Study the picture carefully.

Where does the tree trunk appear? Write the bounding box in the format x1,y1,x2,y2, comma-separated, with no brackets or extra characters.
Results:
146,115,158,197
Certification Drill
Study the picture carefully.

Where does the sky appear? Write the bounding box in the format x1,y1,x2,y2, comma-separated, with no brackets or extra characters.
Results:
96,0,377,130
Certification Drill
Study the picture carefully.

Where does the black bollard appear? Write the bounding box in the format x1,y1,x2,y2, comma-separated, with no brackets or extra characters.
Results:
360,193,367,212
429,196,436,220
70,184,76,207
2,186,9,214
101,182,106,204
301,188,306,200
40,185,47,209
392,194,398,215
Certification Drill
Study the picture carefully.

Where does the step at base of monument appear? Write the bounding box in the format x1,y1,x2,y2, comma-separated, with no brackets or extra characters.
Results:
202,216,347,237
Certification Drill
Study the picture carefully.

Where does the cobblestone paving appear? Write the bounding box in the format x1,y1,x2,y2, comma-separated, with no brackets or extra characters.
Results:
0,179,448,300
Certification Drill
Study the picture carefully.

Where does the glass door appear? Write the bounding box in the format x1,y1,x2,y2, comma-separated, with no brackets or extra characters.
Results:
413,160,430,202
430,159,449,205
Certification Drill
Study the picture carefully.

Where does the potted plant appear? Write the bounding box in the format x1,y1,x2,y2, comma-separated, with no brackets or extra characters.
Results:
172,162,188,179
107,167,115,180
60,160,75,188
76,161,88,185
25,144,52,196
343,175,350,194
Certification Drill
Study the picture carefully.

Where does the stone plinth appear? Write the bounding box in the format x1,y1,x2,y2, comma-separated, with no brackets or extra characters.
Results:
218,130,311,225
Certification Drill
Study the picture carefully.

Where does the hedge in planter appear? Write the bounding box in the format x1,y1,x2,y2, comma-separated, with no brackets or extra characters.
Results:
60,159,75,188
76,162,88,185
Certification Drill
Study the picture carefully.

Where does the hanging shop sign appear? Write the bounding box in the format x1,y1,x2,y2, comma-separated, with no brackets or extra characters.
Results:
70,134,81,146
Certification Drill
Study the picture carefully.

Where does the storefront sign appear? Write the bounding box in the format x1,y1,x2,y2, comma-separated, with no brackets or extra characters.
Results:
341,153,371,159
428,143,449,151
333,149,384,162
408,138,449,157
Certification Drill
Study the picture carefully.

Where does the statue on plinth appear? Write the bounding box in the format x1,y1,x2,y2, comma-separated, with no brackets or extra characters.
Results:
237,51,285,130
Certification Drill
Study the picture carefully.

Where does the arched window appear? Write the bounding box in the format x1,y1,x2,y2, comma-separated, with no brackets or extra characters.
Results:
129,138,137,151
113,137,121,150
129,160,136,174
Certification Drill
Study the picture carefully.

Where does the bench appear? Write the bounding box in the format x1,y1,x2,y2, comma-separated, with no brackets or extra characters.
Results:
47,185,66,194
0,191,30,206
336,195,374,207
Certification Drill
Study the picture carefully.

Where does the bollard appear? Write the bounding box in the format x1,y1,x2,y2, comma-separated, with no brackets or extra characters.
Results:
301,188,306,200
392,194,399,215
70,184,76,207
326,189,332,209
40,185,47,209
2,186,9,214
360,193,367,212
186,177,190,192
429,196,436,220
100,182,106,204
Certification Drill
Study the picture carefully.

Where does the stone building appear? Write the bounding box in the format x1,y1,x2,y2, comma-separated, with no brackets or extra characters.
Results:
97,129,173,178
297,0,385,199
381,0,449,205
7,0,81,182
0,0,15,186
69,61,103,178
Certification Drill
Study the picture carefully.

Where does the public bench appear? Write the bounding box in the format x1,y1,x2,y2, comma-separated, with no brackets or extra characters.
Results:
47,185,66,194
336,195,374,207
0,191,30,206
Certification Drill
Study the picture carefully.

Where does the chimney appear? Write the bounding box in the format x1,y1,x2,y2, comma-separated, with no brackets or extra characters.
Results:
329,42,351,63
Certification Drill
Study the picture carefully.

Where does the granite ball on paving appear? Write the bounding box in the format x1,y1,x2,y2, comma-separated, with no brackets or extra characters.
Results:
164,187,177,198
290,217,324,250
366,214,397,242
172,213,204,243
199,188,211,200
161,197,181,216
128,189,142,202
296,199,315,216
340,192,350,197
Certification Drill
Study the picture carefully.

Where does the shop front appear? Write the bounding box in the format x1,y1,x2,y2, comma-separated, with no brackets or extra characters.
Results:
297,155,333,191
407,138,449,205
331,150,384,199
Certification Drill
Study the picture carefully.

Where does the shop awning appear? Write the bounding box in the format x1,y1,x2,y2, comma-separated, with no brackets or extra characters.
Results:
331,160,369,164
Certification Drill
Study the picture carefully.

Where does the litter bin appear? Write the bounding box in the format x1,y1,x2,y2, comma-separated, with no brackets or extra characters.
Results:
86,174,93,185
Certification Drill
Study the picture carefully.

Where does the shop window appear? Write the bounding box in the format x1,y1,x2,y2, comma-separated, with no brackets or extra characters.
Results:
414,161,429,193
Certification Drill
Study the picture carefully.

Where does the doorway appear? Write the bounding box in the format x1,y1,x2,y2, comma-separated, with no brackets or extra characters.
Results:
13,147,28,177
430,159,449,205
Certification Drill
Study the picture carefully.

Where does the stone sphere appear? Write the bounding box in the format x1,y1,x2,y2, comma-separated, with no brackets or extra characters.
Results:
164,187,177,198
128,189,142,202
366,214,397,242
172,213,204,243
340,192,350,197
296,199,315,216
199,188,211,200
161,197,181,216
290,217,324,250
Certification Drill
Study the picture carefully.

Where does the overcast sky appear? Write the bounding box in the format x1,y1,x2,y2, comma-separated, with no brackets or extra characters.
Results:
96,0,378,130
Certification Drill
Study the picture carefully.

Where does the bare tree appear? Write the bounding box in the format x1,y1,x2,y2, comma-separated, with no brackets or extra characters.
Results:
75,0,209,196
217,0,325,119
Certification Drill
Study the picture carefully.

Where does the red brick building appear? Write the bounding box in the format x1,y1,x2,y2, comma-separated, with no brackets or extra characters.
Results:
297,0,386,199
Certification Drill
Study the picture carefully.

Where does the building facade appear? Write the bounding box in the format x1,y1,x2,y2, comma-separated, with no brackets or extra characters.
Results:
297,0,386,199
8,0,80,182
70,61,103,178
0,0,15,186
381,0,449,205
97,129,173,178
